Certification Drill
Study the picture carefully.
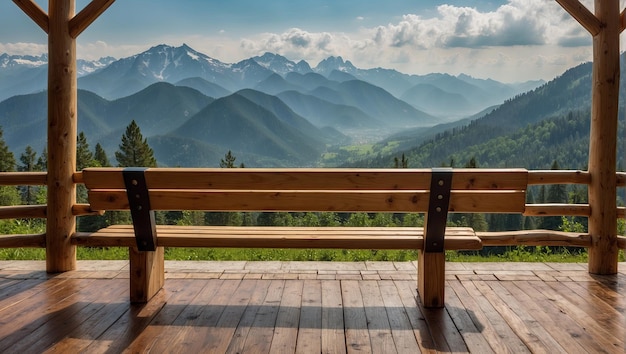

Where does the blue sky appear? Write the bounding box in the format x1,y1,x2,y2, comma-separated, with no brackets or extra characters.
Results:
0,0,611,82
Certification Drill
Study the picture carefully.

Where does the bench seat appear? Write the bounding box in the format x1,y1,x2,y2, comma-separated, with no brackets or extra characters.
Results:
73,225,482,250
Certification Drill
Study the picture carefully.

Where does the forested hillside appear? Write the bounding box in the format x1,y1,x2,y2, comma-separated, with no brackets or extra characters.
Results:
354,58,626,170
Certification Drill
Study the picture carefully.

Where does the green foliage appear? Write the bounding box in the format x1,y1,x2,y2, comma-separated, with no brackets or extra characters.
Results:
0,127,15,172
115,120,157,167
0,186,21,206
94,143,111,167
220,150,244,168
76,132,95,171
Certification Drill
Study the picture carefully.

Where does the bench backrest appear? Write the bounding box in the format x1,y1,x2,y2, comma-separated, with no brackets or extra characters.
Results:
82,167,529,214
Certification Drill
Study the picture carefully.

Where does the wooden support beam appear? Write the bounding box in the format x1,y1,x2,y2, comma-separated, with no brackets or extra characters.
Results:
12,0,49,33
69,0,116,38
46,0,77,272
587,0,620,274
620,8,626,32
555,0,602,35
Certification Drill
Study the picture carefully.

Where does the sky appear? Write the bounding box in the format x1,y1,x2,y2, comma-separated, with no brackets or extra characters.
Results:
0,0,620,83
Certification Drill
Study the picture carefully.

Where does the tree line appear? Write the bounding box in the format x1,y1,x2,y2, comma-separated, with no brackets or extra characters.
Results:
0,119,592,239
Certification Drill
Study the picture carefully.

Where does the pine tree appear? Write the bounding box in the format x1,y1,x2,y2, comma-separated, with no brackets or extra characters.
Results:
0,127,15,172
94,143,111,167
544,160,567,230
76,132,94,170
18,146,39,204
35,148,47,171
19,146,37,172
220,150,239,168
115,120,157,167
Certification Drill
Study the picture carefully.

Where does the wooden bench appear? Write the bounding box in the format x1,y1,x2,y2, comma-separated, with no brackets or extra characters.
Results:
74,167,529,307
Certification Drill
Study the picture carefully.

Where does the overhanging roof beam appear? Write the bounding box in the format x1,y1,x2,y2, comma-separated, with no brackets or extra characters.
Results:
12,0,49,33
555,0,602,36
69,0,116,38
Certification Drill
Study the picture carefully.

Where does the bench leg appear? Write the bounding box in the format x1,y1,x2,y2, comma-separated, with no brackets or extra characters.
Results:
417,250,445,308
129,246,165,303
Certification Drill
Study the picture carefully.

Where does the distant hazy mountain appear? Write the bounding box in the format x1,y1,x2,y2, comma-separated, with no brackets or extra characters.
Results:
2,44,543,119
309,80,437,127
284,72,338,91
277,90,380,130
172,93,325,165
311,55,544,117
254,73,304,95
252,52,312,75
401,83,475,116
175,77,231,98
357,59,604,169
0,83,213,154
0,53,114,102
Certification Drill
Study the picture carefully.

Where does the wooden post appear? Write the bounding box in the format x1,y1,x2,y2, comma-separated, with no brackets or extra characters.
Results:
129,247,165,303
46,0,77,272
417,251,445,308
587,0,620,274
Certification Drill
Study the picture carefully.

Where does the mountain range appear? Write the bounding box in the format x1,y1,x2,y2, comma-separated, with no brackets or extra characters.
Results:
0,44,547,167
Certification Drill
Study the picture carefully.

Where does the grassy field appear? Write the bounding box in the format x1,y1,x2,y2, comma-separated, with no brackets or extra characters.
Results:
1,246,623,263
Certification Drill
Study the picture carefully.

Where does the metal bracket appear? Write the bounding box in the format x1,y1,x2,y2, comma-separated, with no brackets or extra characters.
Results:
424,168,453,253
123,168,157,252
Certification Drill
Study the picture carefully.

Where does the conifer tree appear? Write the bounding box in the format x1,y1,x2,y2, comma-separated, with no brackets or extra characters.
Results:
18,146,39,204
220,150,244,168
35,148,47,171
94,143,111,167
544,160,567,230
115,120,157,167
0,127,15,172
76,132,94,170
0,127,19,206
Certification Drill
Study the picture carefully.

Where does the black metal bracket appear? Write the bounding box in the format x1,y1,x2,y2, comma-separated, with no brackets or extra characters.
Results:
424,168,453,253
123,168,157,252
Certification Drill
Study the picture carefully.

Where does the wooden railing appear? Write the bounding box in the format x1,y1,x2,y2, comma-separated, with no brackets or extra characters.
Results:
0,170,624,250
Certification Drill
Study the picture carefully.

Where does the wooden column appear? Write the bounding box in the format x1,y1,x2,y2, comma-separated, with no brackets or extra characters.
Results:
588,0,620,274
46,0,77,272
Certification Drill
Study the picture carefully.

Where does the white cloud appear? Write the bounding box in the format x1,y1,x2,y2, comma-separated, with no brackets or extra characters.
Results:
234,0,597,81
0,42,47,56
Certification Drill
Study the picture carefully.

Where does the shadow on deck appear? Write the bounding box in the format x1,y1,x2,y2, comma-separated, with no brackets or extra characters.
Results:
0,261,623,353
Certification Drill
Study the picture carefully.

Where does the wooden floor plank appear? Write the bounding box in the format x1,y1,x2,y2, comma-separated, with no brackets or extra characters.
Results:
378,281,421,353
341,280,372,353
269,280,304,353
360,280,397,353
321,280,346,354
241,279,284,353
444,281,494,353
465,280,531,353
224,279,272,354
474,280,557,354
503,281,598,353
295,279,322,353
161,279,242,351
0,278,98,351
122,279,210,352
484,281,567,353
202,279,263,353
87,279,186,353
0,262,621,353
533,280,624,352
393,280,439,353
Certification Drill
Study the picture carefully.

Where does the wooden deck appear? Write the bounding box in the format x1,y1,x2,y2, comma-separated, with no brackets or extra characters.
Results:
0,261,623,353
